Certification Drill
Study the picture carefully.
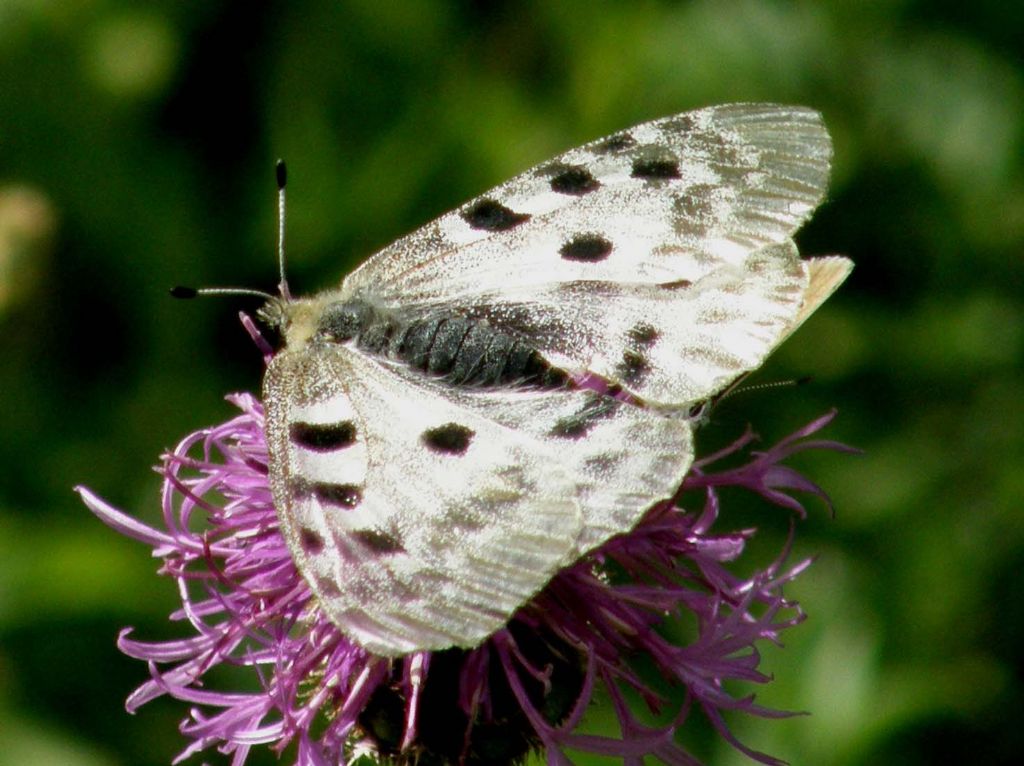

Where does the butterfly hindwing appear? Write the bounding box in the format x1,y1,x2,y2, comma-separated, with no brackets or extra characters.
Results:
265,346,582,655
264,340,694,655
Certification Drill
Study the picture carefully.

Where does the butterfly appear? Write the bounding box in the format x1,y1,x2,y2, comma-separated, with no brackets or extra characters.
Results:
255,103,851,657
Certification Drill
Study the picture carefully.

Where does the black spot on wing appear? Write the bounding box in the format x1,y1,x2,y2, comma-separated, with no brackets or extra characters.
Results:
616,350,650,386
289,421,357,451
690,129,743,166
300,527,324,555
595,133,636,153
560,233,612,262
628,322,660,346
658,278,692,290
422,423,474,455
543,163,600,195
631,147,681,180
352,528,404,556
461,198,530,231
316,483,362,508
660,114,697,133
550,395,621,439
292,479,363,509
553,279,623,299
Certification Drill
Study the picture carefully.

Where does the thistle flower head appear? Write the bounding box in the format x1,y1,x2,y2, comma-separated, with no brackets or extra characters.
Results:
79,394,852,766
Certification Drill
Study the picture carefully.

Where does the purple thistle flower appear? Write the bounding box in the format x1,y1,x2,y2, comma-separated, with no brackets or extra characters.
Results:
78,393,852,766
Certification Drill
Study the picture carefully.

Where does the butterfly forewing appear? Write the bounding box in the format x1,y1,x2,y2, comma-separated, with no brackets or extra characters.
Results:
342,104,832,404
348,105,829,296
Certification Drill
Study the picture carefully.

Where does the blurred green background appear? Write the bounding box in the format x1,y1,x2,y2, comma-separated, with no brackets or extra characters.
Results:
2,1,1023,764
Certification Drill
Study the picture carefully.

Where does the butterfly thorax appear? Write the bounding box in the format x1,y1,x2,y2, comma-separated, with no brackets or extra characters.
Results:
266,293,571,390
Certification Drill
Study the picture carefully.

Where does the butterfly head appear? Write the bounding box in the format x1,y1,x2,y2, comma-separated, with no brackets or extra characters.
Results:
257,294,335,351
172,160,321,352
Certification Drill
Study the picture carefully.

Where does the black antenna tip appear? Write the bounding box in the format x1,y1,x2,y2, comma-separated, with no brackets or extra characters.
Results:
170,285,198,299
795,375,814,387
276,159,287,190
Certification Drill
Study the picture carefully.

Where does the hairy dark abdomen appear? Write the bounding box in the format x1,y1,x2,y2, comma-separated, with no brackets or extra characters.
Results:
316,299,570,389
389,315,570,388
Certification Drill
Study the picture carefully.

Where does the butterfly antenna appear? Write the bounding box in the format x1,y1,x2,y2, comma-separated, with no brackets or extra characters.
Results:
718,375,813,402
276,159,292,301
171,161,295,303
170,285,275,300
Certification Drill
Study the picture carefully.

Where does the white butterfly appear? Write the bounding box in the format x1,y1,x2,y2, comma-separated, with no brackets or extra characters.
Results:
257,104,851,657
